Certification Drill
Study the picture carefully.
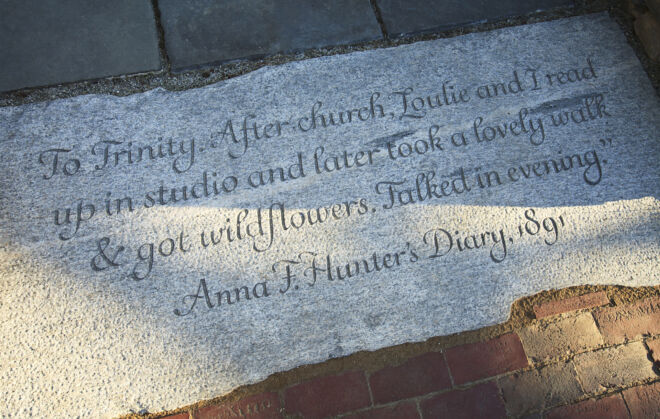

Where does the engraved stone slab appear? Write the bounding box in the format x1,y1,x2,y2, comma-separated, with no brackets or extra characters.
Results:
0,13,658,418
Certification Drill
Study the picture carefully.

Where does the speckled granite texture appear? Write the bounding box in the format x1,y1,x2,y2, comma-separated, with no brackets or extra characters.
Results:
0,13,658,418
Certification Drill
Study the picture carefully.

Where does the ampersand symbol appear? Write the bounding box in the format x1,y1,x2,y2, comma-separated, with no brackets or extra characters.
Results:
91,237,125,272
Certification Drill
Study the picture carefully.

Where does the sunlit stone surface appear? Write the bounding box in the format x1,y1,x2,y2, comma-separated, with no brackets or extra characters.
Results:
0,13,658,418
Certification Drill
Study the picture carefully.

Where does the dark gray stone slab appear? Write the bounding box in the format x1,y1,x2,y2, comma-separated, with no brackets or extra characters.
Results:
158,0,382,70
375,0,574,36
0,0,161,92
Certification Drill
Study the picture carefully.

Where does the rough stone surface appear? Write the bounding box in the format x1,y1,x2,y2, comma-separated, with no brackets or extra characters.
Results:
573,342,657,394
158,0,382,70
533,291,609,318
0,13,659,418
498,362,584,416
519,312,604,362
375,0,574,36
622,382,660,419
0,0,160,92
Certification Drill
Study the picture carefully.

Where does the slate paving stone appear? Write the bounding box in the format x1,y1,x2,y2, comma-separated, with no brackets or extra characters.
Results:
0,0,161,92
374,0,575,36
158,0,382,70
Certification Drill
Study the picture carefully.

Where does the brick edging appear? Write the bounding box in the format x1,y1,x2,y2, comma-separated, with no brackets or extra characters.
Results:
154,287,659,419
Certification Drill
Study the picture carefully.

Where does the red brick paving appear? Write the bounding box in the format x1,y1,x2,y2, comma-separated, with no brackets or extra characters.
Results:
647,337,660,363
159,295,660,419
622,382,660,419
498,362,583,416
544,394,630,419
369,351,451,404
283,371,370,419
593,297,660,344
533,291,609,318
195,392,280,419
420,382,506,419
445,333,528,385
342,401,420,419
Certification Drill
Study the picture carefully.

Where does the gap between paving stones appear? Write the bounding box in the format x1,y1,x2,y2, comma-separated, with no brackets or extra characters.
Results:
149,0,171,73
126,284,660,419
1,0,658,107
368,0,390,39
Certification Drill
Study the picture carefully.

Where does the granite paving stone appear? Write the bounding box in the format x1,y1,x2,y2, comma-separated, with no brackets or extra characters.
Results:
0,13,658,418
157,0,382,70
375,0,574,36
0,0,160,92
